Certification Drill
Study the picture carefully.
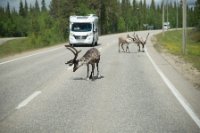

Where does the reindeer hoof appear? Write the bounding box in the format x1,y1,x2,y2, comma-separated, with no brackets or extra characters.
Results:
97,74,101,78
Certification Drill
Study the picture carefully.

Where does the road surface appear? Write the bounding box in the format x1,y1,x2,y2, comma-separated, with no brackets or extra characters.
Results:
0,30,200,132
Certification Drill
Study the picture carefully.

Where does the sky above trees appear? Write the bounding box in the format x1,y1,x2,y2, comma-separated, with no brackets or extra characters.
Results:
0,0,196,11
0,0,51,10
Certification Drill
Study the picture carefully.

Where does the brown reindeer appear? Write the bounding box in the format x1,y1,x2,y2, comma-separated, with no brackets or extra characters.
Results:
129,33,150,52
135,33,150,52
65,45,100,80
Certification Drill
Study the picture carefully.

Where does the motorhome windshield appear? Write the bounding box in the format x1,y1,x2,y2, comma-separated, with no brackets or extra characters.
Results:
72,23,92,32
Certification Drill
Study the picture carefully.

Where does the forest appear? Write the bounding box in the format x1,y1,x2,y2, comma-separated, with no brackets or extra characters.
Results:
0,0,199,45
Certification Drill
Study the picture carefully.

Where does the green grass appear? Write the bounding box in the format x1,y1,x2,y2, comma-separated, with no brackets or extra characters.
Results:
154,29,200,71
0,38,31,58
0,37,64,58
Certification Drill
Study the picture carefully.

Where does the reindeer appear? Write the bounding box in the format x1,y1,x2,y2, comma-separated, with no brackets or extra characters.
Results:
118,34,134,53
135,33,150,52
129,33,150,52
65,45,100,80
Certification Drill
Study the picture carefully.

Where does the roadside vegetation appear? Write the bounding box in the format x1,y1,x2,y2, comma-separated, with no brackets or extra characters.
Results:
154,29,200,71
0,36,64,58
0,0,199,58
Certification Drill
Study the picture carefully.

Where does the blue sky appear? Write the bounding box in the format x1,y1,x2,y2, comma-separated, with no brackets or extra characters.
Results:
0,0,196,11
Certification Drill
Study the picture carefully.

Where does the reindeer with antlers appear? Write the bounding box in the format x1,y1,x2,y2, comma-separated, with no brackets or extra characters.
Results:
65,45,100,80
132,33,150,52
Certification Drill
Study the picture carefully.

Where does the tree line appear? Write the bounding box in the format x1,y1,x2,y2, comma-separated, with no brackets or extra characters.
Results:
0,0,199,44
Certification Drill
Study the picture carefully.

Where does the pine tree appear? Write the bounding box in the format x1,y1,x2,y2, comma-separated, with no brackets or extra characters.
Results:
148,0,156,27
35,0,40,12
194,0,200,30
41,0,47,12
132,0,139,30
143,0,147,24
19,0,25,16
24,0,28,16
100,1,107,34
6,2,11,16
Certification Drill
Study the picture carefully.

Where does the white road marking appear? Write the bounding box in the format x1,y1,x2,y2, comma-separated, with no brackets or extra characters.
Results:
0,47,62,65
16,91,42,109
145,49,200,128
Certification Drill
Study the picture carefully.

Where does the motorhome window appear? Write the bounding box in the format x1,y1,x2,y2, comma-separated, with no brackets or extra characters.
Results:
72,23,92,32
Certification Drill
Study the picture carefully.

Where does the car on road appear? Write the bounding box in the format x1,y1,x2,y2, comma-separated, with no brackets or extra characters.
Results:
163,22,170,30
69,14,99,46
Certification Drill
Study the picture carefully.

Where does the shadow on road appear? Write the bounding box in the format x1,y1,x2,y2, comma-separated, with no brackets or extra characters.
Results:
71,43,102,47
72,75,104,81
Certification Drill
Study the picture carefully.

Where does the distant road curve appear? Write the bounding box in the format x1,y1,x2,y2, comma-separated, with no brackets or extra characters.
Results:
0,37,26,45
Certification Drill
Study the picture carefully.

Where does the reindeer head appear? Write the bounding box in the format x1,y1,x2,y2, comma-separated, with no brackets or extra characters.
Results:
65,45,82,72
136,33,150,44
127,33,136,41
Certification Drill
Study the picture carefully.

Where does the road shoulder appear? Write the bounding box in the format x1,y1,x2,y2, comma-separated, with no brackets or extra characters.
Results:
147,31,200,122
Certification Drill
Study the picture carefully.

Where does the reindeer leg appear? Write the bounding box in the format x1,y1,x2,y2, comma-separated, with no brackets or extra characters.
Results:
138,44,140,52
92,64,95,79
126,44,130,53
118,42,121,53
121,43,125,52
89,64,93,79
86,64,90,80
89,64,95,79
142,44,145,52
96,62,100,78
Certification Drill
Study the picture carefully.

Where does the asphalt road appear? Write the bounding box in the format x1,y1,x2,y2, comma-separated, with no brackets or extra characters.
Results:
0,30,199,133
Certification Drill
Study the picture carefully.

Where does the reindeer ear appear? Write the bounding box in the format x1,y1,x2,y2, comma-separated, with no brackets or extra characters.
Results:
65,59,73,66
65,62,73,66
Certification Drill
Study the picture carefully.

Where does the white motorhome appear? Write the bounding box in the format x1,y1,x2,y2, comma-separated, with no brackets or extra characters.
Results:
163,22,170,30
69,14,99,46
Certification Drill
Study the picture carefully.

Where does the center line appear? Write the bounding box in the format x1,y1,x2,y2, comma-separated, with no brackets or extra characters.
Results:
16,91,41,109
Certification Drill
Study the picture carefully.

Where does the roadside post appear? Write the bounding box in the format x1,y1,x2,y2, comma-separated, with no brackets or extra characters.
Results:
182,0,187,54
162,0,165,36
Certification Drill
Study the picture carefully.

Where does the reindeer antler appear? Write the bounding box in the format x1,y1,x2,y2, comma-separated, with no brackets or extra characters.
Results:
65,45,81,60
144,33,150,44
135,34,142,43
127,34,135,41
135,33,150,44
132,32,138,41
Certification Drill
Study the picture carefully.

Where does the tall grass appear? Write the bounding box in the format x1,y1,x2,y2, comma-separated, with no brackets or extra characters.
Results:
154,29,200,71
